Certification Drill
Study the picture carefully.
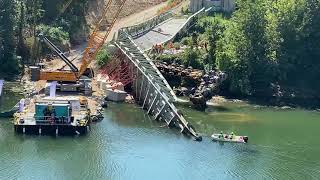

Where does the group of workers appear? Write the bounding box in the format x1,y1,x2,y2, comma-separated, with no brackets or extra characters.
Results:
218,131,235,140
42,103,72,124
43,104,57,124
151,44,164,54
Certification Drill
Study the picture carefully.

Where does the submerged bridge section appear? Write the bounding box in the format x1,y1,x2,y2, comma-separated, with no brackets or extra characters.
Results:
102,10,212,140
114,30,201,140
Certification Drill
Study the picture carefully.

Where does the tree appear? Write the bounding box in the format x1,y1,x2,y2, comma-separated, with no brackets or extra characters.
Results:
25,0,44,63
199,15,228,66
37,24,70,55
214,0,320,99
16,0,30,64
0,0,20,74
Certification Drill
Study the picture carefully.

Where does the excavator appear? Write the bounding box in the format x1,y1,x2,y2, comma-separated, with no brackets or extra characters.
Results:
31,0,127,94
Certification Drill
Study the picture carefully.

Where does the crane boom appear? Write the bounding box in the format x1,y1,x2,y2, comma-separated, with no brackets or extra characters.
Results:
39,34,79,72
78,0,127,78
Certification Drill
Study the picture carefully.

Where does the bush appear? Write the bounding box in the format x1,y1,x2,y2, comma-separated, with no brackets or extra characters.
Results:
158,54,176,63
182,48,203,69
174,42,181,50
37,24,70,54
96,48,110,67
181,37,191,46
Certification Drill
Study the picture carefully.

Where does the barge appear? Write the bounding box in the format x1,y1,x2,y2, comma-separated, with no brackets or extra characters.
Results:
13,96,98,135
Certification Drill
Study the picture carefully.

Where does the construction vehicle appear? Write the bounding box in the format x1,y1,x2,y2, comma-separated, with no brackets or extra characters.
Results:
37,34,93,95
31,0,127,94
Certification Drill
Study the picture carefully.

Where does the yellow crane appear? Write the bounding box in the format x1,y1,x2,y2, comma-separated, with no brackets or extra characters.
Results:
39,0,127,82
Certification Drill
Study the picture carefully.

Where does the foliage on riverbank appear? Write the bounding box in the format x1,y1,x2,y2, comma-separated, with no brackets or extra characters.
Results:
158,0,320,103
0,0,20,75
96,46,111,67
156,14,228,70
216,0,320,98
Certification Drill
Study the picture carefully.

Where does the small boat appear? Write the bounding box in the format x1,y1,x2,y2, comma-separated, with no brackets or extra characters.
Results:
211,134,248,143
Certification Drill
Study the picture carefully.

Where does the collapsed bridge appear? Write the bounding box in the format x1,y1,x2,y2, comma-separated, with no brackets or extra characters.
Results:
101,8,215,141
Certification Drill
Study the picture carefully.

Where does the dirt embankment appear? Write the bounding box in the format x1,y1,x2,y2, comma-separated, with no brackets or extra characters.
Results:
86,0,167,27
68,0,167,44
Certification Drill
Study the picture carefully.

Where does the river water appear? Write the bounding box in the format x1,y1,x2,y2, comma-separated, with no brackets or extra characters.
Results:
0,85,319,180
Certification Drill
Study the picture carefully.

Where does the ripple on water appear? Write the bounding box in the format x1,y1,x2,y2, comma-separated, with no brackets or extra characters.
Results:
0,152,21,180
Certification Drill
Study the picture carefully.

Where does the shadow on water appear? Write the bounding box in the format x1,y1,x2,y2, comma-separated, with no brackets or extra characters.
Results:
105,102,168,129
244,96,320,110
0,82,24,112
209,105,230,112
176,100,233,113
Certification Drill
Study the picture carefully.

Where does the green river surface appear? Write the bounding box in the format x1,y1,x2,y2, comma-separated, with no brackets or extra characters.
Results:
0,83,320,180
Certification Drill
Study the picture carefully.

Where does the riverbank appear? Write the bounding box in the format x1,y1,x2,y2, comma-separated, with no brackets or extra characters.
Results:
215,87,320,109
158,64,320,110
176,92,320,112
203,91,319,111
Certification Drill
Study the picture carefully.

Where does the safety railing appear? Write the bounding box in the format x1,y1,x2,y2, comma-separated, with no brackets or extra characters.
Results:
160,7,206,45
122,11,173,39
35,116,72,125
